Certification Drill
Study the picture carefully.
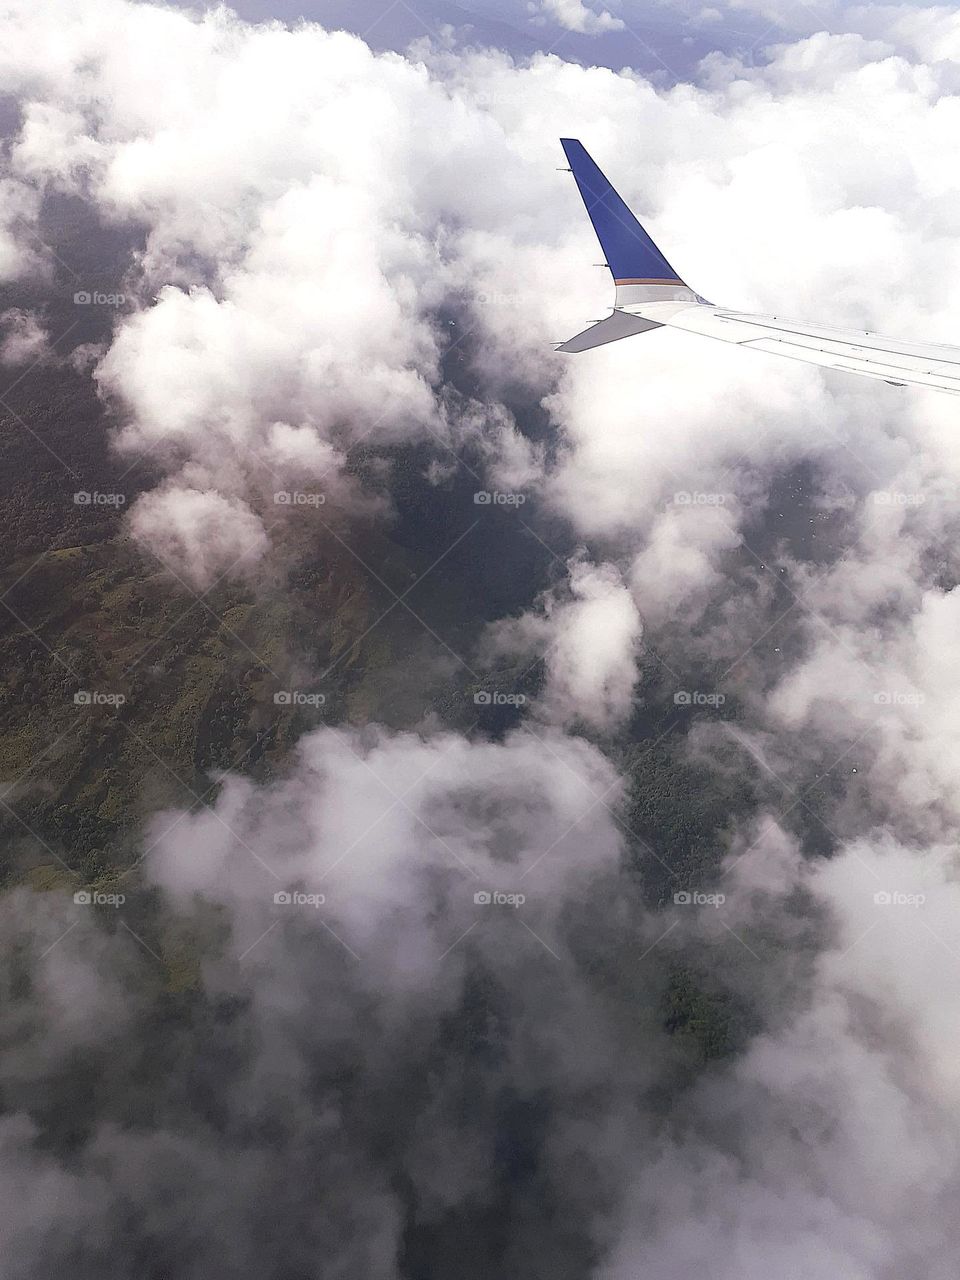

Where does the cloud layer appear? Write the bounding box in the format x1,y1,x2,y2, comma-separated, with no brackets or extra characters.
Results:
4,0,960,1275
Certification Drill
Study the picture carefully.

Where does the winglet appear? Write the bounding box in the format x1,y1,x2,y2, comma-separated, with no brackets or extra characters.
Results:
560,138,704,308
560,138,683,285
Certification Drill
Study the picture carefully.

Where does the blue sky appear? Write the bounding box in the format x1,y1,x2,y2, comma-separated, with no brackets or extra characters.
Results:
175,0,797,79
172,0,946,84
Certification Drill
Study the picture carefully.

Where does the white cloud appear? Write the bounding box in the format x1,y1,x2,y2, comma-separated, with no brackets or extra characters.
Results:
0,308,49,366
7,0,959,590
485,556,643,729
147,722,624,983
0,179,46,283
532,0,626,33
7,2,960,1271
128,486,270,589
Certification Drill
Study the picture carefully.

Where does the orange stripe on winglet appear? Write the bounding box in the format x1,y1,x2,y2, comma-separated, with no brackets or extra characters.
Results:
615,278,686,286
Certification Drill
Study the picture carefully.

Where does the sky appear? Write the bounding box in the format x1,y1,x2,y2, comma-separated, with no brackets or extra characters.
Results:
2,0,960,1275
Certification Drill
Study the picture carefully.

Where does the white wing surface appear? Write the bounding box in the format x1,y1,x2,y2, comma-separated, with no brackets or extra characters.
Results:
629,303,960,395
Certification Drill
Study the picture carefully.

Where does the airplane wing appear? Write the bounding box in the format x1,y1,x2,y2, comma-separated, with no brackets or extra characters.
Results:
557,137,960,395
657,307,960,394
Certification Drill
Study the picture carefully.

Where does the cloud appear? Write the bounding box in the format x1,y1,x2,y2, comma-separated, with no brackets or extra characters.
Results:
8,0,957,589
147,721,624,942
128,487,270,589
0,308,49,365
532,0,626,33
0,178,46,283
6,1,960,1275
484,556,643,730
3,712,953,1279
0,725,659,1277
592,823,960,1280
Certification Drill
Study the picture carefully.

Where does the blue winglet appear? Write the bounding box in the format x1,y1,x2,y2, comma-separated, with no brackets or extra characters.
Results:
560,138,684,286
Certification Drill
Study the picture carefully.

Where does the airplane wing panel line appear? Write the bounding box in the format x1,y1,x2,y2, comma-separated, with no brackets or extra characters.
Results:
734,337,960,393
713,312,960,363
719,316,960,368
739,337,960,381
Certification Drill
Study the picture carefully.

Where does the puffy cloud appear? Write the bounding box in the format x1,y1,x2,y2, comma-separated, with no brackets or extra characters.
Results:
147,723,624,970
5,0,958,592
0,308,49,365
7,1,960,1274
4,713,954,1279
485,557,642,730
128,487,270,589
0,178,46,283
593,821,960,1280
533,0,626,34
